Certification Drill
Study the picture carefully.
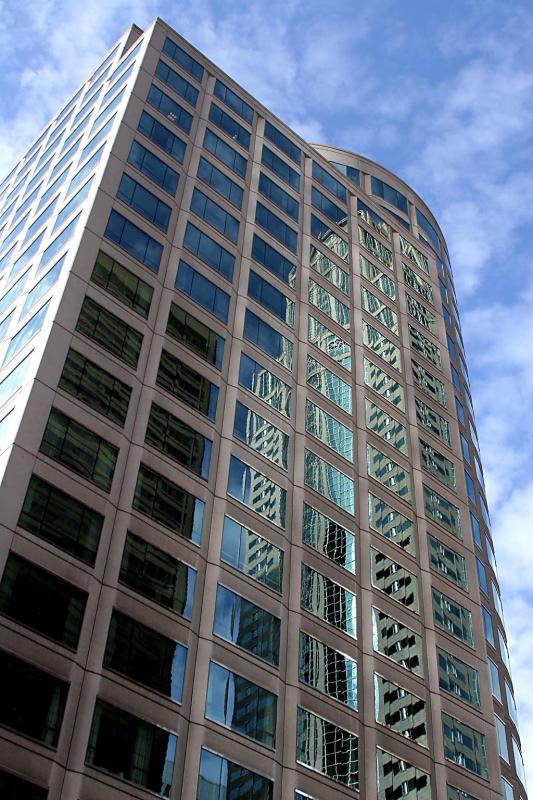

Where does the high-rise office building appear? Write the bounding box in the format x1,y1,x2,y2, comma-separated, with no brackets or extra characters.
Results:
0,17,526,800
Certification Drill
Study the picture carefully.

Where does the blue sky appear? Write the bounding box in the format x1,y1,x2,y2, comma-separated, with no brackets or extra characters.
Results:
1,0,532,782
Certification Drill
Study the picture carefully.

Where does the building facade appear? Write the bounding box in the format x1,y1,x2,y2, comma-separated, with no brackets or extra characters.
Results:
0,17,527,800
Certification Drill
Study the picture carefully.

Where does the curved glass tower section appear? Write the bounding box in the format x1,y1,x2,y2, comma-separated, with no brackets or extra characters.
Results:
0,17,527,800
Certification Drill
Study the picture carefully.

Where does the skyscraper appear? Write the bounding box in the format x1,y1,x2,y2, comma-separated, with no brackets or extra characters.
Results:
0,15,527,800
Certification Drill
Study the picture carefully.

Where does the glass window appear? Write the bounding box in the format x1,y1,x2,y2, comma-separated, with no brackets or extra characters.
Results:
156,349,219,419
420,438,456,489
372,607,423,675
0,270,30,318
416,208,440,251
312,187,347,227
403,263,433,303
361,287,398,333
208,103,250,149
482,605,494,646
505,680,518,725
66,144,104,197
306,355,351,413
128,140,179,195
198,156,243,208
227,455,286,528
76,296,143,368
406,293,437,334
262,145,300,191
145,402,211,479
305,399,352,461
147,84,193,134
360,253,395,299
259,172,299,220
363,322,401,372
104,209,163,272
311,245,349,294
221,515,283,592
162,37,204,80
367,444,412,503
488,658,502,701
0,552,87,649
428,534,467,589
248,270,294,326
500,779,514,800
364,357,405,410
203,128,247,178
415,398,450,446
512,737,526,787
18,474,102,564
366,399,407,454
233,401,288,469
239,352,291,417
371,176,408,214
296,707,358,789
190,187,239,243
376,747,430,800
0,769,47,800
59,349,130,426
40,407,118,491
139,110,186,163
413,359,446,407
24,196,59,242
82,114,116,161
175,259,230,322
495,715,510,762
2,300,50,367
304,448,355,514
214,79,253,122
90,250,153,317
464,470,476,502
308,314,351,370
21,256,64,316
243,309,293,370
299,630,357,708
312,214,349,260
399,235,429,273
312,161,346,202
86,699,176,797
206,661,276,748
328,161,359,185
264,120,301,163
252,233,296,287
309,278,350,329
455,396,465,425
133,463,204,543
301,563,356,637
0,351,32,408
303,503,356,573
213,584,280,665
371,548,419,612
117,173,171,232
432,589,474,646
120,531,196,617
368,492,415,554
442,712,488,779
0,649,68,748
104,610,187,702
437,648,481,709
167,302,225,369
357,199,391,240
197,748,272,800
374,673,427,746
476,557,488,595
255,201,297,253
423,484,462,538
155,59,199,106
183,221,234,280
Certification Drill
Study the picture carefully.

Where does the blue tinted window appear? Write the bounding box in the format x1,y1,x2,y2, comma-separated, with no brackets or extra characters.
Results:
311,187,346,226
465,470,476,502
0,243,17,275
190,188,239,243
443,306,452,329
460,433,470,463
208,103,250,149
312,162,347,202
104,210,163,272
183,222,234,280
128,140,179,195
214,79,253,123
248,270,294,326
476,557,488,595
117,173,171,232
371,176,408,214
197,157,243,208
52,176,93,232
48,138,82,183
227,455,286,528
101,62,135,104
162,37,204,80
67,145,104,198
56,86,84,124
251,234,296,287
264,120,301,163
447,333,457,360
451,364,460,390
1,211,30,252
35,171,67,213
9,231,46,281
203,129,247,177
0,271,30,318
39,213,81,272
83,114,116,160
2,300,50,366
416,208,440,251
258,173,299,221
22,257,65,316
14,183,42,219
90,89,125,135
197,748,273,800
147,85,193,134
155,59,199,106
214,585,280,666
23,197,59,244
0,311,14,341
261,145,300,191
455,396,465,425
470,512,481,548
176,260,230,323
255,202,297,253
243,309,293,369
0,352,32,407
138,111,186,163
